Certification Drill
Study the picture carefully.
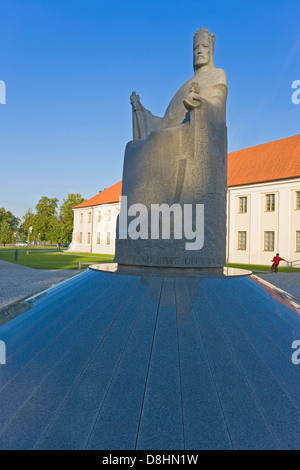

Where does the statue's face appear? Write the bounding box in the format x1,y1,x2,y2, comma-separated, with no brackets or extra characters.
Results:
194,36,210,69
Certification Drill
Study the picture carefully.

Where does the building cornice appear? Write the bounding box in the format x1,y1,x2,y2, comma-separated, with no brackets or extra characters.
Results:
228,177,300,191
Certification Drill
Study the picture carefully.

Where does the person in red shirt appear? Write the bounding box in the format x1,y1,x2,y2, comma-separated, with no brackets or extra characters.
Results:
271,253,287,273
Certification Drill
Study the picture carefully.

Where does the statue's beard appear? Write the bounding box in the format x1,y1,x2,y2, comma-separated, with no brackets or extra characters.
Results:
194,51,210,68
194,58,210,69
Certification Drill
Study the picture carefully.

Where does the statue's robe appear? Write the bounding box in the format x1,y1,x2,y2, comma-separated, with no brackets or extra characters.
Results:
115,68,228,268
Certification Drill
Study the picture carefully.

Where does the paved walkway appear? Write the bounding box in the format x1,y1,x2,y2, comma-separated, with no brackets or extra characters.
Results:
0,260,75,310
256,272,300,302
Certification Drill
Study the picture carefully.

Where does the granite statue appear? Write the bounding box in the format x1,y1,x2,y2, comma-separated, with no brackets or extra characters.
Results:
115,27,228,268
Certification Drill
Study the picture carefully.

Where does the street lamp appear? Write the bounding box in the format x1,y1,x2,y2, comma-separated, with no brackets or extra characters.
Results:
14,233,18,261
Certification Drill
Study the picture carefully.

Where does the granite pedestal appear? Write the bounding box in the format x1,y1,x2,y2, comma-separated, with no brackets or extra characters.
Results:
0,267,299,450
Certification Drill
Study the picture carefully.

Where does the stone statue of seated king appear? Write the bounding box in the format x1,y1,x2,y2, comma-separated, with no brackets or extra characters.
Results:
115,27,228,269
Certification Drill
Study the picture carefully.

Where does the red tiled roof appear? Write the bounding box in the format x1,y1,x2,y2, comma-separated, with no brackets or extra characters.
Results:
74,135,300,208
73,181,122,208
228,134,300,187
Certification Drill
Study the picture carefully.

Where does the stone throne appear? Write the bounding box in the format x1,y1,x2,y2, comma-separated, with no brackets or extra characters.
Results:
115,27,228,269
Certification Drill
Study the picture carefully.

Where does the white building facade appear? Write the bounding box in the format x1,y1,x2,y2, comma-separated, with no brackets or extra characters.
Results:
227,178,300,266
68,202,119,255
68,181,122,255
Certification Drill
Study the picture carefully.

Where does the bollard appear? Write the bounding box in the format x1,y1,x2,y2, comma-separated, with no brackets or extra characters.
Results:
78,262,81,271
14,248,18,262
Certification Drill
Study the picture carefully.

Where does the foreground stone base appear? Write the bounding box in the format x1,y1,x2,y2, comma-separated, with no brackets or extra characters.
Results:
0,268,299,449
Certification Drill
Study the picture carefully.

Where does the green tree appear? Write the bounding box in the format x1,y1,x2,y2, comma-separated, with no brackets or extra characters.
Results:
47,220,65,246
34,197,59,244
21,209,36,242
6,211,20,231
0,208,20,231
0,208,20,245
60,193,85,243
0,220,13,246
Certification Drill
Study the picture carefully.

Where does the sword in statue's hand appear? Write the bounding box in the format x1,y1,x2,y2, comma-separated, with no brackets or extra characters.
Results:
130,91,141,112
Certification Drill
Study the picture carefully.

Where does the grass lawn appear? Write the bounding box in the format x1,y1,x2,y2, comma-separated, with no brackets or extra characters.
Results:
0,246,58,251
0,251,298,272
61,251,114,257
0,250,114,270
226,263,300,273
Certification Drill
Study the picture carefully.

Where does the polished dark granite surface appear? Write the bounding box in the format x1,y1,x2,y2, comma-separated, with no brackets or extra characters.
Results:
0,268,299,450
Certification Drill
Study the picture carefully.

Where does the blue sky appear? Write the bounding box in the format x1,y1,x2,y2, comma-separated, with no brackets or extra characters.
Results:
0,0,299,220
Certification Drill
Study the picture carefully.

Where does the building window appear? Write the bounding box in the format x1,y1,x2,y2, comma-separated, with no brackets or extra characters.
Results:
79,232,83,243
237,231,247,250
239,197,247,213
88,212,92,223
264,231,275,251
107,210,111,222
297,232,300,252
265,194,275,212
97,232,101,244
296,192,300,210
80,213,83,223
98,211,101,222
87,232,91,244
106,232,111,245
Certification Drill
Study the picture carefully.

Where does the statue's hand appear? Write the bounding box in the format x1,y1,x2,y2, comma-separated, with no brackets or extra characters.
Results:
183,92,202,111
130,91,141,111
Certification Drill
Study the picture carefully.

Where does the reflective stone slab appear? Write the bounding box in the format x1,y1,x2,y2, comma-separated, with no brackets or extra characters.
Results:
0,269,299,450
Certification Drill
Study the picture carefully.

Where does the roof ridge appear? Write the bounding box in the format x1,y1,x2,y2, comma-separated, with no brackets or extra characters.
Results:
73,180,122,209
